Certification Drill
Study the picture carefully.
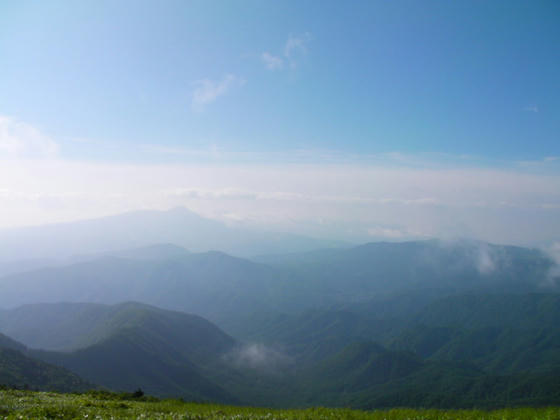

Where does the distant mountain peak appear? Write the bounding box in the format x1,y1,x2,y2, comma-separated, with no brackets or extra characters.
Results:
0,207,343,261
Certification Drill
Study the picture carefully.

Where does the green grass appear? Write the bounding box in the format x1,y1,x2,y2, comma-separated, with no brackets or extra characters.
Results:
0,390,559,420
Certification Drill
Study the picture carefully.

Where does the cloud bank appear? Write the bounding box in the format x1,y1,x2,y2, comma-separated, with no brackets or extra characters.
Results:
224,343,292,373
1,158,559,245
0,116,559,247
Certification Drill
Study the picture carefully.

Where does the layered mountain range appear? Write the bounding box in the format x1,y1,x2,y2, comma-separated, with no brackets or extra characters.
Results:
0,209,559,408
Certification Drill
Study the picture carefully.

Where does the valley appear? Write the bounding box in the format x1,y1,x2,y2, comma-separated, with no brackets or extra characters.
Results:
0,226,558,409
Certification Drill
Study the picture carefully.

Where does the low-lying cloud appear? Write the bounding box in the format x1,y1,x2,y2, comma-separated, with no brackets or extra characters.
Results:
0,158,559,246
543,242,560,288
473,242,499,275
1,116,559,247
224,343,293,373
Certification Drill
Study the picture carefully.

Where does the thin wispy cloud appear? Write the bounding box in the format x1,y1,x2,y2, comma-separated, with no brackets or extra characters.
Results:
284,33,310,67
140,144,224,159
367,226,420,239
167,188,440,208
261,52,284,70
191,74,244,111
261,33,311,70
516,155,560,172
524,105,539,113
0,116,59,159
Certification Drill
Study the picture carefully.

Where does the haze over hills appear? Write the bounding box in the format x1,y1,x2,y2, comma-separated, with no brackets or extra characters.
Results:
0,239,556,330
0,333,93,392
390,294,560,375
0,301,235,353
0,208,346,264
255,239,557,293
0,249,303,326
0,332,26,352
2,291,560,407
0,242,192,279
26,302,238,402
0,231,559,407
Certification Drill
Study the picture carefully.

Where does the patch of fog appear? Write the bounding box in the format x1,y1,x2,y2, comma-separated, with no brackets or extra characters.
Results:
542,242,560,288
223,343,293,373
435,238,506,276
473,242,498,275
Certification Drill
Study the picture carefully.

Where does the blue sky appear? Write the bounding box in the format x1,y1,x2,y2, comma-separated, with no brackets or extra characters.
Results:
0,1,559,246
2,0,558,161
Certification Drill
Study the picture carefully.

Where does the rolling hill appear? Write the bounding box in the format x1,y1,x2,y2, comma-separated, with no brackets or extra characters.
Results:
390,293,560,375
0,239,559,408
0,250,305,328
0,240,556,338
0,301,235,353
24,302,238,402
0,333,93,392
232,309,404,364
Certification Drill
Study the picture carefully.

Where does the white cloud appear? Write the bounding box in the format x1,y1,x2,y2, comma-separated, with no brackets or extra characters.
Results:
0,116,59,159
524,105,539,113
166,188,439,206
140,144,224,159
516,155,560,171
284,33,310,66
377,197,439,206
261,52,284,70
367,226,410,239
224,343,292,372
167,187,258,201
261,33,311,70
191,74,244,111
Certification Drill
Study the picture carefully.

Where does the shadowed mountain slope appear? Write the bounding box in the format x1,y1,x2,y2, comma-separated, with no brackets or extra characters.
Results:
24,302,238,402
1,302,235,354
0,332,26,352
0,333,93,392
1,240,556,337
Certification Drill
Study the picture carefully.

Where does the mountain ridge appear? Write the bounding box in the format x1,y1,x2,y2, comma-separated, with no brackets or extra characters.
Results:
0,207,346,262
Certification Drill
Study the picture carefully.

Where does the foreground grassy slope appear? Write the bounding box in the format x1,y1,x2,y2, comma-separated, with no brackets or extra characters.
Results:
0,389,559,420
